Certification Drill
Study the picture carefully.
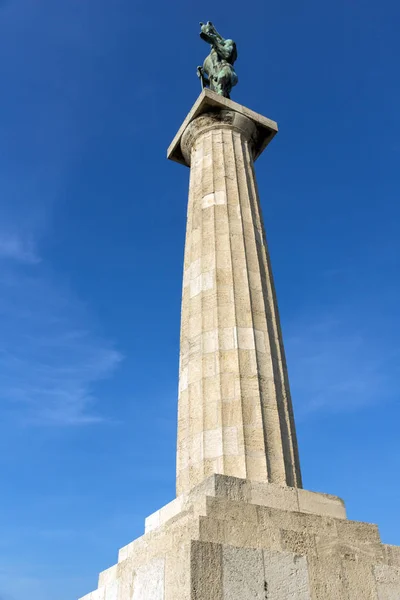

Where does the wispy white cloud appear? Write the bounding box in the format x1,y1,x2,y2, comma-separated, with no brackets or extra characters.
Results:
0,233,40,264
286,311,399,415
0,250,122,426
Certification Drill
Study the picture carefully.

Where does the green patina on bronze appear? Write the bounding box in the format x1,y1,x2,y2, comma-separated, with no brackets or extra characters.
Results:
197,22,238,99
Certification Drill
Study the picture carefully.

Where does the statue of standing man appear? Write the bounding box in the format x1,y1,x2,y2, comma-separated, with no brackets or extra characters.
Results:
197,22,238,99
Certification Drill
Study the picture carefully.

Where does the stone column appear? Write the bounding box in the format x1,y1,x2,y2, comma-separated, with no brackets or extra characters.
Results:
168,91,302,495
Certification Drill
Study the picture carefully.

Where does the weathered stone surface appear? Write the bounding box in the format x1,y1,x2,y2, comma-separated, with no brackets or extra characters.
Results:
375,564,400,599
131,558,164,600
262,549,311,599
145,475,345,534
383,544,400,567
223,546,265,599
297,488,346,519
104,581,118,600
78,483,399,600
99,565,118,588
191,540,223,600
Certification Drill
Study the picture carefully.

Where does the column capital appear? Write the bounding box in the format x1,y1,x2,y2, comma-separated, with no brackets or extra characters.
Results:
181,110,258,166
167,89,278,168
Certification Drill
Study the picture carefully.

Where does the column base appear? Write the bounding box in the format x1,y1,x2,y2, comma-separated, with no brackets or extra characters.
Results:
78,475,400,600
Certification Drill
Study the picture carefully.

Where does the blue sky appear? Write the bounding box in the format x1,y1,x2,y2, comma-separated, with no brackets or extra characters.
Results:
0,0,399,598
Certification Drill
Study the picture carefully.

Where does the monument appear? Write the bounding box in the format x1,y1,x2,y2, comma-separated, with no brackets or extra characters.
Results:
78,23,400,600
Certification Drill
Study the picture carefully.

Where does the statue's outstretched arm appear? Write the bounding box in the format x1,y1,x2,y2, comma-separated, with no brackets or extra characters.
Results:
212,39,235,61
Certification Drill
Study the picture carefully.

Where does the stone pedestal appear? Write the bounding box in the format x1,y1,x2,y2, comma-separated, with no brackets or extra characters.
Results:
79,475,400,600
77,91,400,599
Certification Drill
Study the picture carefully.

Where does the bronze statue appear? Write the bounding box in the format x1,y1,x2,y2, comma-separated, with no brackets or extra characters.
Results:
197,22,238,99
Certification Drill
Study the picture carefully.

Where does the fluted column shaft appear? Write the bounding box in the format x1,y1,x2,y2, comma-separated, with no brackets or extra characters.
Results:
176,109,302,495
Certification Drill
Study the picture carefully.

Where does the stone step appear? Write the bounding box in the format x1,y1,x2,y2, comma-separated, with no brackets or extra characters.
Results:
202,495,380,545
144,474,346,535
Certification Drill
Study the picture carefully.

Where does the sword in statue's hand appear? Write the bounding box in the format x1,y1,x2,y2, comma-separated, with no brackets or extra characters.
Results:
197,66,205,90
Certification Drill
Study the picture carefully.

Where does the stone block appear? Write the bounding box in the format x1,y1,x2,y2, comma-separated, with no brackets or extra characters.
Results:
246,455,269,482
202,353,220,378
221,518,262,548
307,553,344,600
383,544,400,567
223,426,240,455
297,488,346,519
104,581,118,600
342,557,378,600
375,564,400,600
237,327,256,350
219,350,239,373
165,543,191,600
263,549,311,599
202,329,218,353
205,496,258,524
203,399,221,430
98,565,118,588
201,307,216,331
204,429,223,459
250,480,299,512
259,506,330,538
117,559,135,600
212,474,251,502
223,400,244,427
336,519,381,544
242,396,263,426
145,509,161,533
281,529,317,557
223,456,247,479
145,496,184,533
223,545,265,599
191,540,223,600
131,558,165,600
238,349,258,377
